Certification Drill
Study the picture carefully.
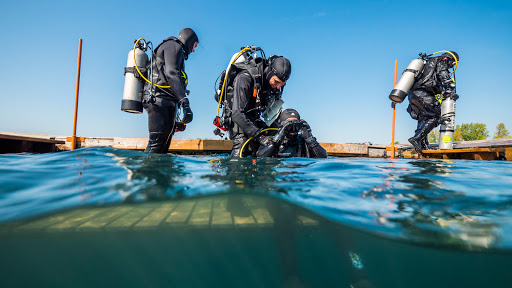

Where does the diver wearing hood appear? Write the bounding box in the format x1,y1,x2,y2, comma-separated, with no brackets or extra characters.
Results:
256,109,327,158
405,51,459,156
229,56,292,157
143,28,199,153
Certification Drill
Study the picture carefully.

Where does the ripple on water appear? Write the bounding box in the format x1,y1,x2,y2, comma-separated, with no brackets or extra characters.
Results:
0,147,512,250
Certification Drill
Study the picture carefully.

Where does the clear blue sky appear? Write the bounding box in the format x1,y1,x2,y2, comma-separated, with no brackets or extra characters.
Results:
1,0,511,144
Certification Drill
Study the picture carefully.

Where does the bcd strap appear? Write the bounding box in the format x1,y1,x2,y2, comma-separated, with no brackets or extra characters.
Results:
124,66,146,80
403,68,422,78
246,65,262,91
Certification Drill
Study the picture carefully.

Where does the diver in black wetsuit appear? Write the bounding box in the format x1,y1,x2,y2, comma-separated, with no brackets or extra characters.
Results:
257,109,327,158
229,56,292,157
405,51,459,156
142,28,198,153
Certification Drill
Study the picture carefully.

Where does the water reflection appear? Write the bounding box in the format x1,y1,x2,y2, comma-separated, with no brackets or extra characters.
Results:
365,160,501,249
204,158,375,288
110,153,187,202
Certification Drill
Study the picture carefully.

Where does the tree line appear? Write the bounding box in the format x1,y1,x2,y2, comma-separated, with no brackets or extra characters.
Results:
428,123,511,143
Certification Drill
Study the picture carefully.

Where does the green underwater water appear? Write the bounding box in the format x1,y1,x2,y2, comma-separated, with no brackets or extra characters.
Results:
1,147,512,287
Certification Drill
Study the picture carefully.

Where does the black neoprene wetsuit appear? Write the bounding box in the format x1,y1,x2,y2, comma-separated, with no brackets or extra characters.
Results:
143,37,190,153
229,70,274,157
256,122,327,158
407,56,457,151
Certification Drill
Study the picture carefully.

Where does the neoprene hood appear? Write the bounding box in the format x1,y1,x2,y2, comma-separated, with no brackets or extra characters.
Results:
271,57,292,82
178,28,199,55
279,109,300,123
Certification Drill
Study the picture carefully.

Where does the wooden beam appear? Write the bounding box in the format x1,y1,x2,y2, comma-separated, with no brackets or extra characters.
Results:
423,148,506,154
0,133,64,144
320,143,368,156
505,148,512,161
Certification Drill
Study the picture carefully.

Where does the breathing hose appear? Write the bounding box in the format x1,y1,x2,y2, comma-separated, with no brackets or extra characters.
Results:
216,48,251,117
239,128,279,158
133,38,171,88
430,50,458,74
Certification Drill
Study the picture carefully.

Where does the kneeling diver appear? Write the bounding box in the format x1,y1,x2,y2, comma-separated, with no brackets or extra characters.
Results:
257,109,327,158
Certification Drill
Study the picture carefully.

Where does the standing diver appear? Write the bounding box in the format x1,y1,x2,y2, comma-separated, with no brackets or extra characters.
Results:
227,55,292,157
142,28,198,153
392,51,459,156
257,109,327,158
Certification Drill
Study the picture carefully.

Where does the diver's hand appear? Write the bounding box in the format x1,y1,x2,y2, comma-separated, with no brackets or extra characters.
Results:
181,101,193,124
391,101,398,108
257,135,273,146
300,120,312,138
256,135,277,157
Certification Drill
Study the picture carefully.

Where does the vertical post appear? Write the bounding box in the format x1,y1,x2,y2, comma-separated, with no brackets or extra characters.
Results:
390,60,398,159
71,39,82,151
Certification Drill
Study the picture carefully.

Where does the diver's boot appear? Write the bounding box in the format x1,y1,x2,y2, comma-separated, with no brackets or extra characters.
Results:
145,132,171,153
408,119,437,157
408,131,425,157
421,137,430,150
230,134,248,158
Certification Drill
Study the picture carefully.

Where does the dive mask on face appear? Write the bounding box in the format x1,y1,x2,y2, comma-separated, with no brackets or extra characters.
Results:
287,120,303,134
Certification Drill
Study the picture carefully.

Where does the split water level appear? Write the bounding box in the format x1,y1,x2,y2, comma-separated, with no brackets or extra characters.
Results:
0,147,511,288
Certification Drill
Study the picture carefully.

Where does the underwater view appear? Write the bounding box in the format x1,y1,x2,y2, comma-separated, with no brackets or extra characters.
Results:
1,147,511,288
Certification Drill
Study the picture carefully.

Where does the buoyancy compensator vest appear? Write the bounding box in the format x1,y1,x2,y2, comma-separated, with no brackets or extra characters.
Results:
213,47,285,137
121,37,188,113
389,51,458,103
145,37,187,100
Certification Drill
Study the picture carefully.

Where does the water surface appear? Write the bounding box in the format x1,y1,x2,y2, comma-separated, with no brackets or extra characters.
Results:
1,147,511,287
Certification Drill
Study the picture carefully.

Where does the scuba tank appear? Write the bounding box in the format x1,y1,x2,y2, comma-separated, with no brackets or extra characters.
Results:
121,42,148,113
390,51,458,103
439,98,456,149
213,46,271,137
389,58,425,103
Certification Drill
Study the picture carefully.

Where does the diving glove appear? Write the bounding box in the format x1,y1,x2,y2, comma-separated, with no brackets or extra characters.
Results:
181,101,193,124
300,120,319,147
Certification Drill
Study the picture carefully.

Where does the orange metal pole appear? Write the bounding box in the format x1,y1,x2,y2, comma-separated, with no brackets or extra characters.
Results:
71,39,82,151
391,60,398,159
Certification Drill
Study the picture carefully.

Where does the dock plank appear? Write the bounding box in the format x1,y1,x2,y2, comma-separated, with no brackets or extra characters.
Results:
14,209,86,231
211,198,233,226
76,206,134,231
244,197,274,226
46,209,107,231
297,215,319,226
165,200,196,224
233,197,256,227
106,207,154,230
188,199,213,226
134,202,176,229
321,143,368,156
0,132,64,144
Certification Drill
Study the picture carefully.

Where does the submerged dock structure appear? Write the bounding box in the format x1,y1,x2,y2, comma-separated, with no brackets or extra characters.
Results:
1,194,510,288
1,131,511,160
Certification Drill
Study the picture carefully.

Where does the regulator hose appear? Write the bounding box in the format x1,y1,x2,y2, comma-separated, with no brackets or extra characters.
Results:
239,128,279,158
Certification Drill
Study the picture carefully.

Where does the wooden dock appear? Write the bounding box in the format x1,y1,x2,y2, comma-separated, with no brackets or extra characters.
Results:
0,131,370,157
1,131,511,160
0,132,64,153
0,195,319,233
400,138,512,161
